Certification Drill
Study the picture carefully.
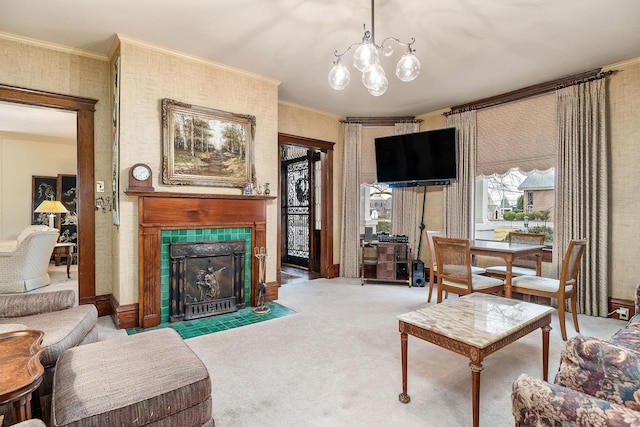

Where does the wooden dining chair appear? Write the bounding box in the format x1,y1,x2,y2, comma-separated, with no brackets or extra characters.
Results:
511,239,587,341
433,237,504,303
484,232,545,278
426,230,444,303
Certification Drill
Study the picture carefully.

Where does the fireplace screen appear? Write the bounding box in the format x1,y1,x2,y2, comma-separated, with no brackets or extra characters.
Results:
169,240,246,321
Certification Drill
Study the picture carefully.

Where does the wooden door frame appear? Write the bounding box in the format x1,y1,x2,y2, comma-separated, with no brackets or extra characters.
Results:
278,133,335,280
0,84,97,304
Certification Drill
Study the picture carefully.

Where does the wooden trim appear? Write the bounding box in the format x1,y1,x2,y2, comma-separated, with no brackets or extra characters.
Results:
608,297,635,320
327,264,340,278
446,69,603,115
134,193,273,328
110,294,139,329
265,280,280,302
278,133,335,281
94,294,112,317
0,84,97,306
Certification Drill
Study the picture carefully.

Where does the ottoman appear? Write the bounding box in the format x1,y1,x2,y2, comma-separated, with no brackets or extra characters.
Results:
51,328,213,426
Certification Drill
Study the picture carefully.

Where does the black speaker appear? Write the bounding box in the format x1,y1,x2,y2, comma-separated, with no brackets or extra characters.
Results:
412,260,425,287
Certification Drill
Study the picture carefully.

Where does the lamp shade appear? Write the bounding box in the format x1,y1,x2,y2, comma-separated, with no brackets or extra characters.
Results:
35,200,69,228
35,200,69,214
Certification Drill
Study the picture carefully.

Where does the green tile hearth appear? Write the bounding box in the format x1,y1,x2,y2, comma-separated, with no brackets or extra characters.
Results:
126,302,296,339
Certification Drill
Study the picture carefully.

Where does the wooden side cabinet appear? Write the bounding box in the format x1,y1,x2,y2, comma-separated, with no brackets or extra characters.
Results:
360,241,412,286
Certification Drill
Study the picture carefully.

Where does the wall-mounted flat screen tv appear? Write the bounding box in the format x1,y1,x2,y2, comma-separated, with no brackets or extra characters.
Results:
374,127,458,187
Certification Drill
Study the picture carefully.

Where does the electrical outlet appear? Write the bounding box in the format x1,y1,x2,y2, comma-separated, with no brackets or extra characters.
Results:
96,181,105,193
619,308,630,321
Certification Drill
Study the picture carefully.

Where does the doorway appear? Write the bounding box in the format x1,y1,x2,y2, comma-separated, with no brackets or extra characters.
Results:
0,84,97,303
278,133,334,281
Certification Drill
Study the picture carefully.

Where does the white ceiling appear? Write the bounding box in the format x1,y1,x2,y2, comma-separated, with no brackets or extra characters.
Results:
0,101,77,139
1,0,640,119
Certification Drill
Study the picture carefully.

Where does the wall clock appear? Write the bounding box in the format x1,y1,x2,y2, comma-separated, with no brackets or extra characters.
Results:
127,163,154,192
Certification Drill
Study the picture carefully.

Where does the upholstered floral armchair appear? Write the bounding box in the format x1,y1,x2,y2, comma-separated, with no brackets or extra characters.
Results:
512,284,640,426
0,225,59,293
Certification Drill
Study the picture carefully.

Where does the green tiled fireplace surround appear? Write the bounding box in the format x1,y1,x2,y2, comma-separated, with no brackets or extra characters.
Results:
160,228,252,324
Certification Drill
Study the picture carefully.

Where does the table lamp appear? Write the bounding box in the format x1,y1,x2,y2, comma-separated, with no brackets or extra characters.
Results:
35,198,69,228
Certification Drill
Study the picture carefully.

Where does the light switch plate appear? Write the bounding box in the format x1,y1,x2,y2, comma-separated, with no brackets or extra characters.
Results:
96,181,105,193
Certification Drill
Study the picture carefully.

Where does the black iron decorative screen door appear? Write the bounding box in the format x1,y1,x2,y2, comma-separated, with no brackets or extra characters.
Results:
284,157,310,267
282,145,317,269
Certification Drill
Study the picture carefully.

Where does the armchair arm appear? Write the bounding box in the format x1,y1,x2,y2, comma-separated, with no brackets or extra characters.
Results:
555,336,640,407
0,290,75,318
512,374,640,426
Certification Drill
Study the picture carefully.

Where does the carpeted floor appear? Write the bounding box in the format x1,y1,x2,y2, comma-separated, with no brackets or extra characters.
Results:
185,278,626,427
47,269,627,426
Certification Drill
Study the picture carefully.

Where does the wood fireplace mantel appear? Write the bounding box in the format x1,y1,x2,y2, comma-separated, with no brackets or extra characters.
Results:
128,191,275,328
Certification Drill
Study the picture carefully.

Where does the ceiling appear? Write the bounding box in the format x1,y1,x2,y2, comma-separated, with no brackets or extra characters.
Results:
1,0,640,119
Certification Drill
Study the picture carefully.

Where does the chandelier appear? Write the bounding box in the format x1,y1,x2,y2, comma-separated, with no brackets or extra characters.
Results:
328,0,421,96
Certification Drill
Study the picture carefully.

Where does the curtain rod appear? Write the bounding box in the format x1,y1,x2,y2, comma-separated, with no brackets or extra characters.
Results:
444,68,617,116
342,116,422,126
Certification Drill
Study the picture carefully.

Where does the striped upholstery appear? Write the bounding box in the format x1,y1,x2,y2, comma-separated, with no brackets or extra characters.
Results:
0,225,60,293
0,290,98,402
52,328,213,427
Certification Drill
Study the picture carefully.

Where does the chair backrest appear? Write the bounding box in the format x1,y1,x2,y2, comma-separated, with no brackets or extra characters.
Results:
509,232,545,269
17,224,52,244
559,239,588,295
433,236,472,289
426,230,445,269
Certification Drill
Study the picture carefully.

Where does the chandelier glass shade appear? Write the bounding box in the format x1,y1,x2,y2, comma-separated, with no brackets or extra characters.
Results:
328,1,420,96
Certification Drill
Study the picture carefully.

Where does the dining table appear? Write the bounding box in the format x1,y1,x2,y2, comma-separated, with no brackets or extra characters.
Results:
470,239,545,298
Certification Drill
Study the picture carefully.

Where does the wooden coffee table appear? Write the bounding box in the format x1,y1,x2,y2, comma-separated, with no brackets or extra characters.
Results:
398,293,554,427
0,330,45,422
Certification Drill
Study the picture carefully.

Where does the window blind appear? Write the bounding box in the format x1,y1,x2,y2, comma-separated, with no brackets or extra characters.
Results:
476,93,556,176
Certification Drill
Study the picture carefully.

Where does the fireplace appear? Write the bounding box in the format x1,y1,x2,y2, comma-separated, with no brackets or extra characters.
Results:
169,240,246,321
130,192,274,329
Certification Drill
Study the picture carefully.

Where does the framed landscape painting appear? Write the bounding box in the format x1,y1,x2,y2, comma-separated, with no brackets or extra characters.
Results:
162,99,256,187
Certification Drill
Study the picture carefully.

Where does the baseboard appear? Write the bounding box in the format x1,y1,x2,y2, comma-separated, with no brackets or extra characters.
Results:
327,264,340,278
79,294,111,317
265,280,279,302
110,294,139,329
94,294,112,317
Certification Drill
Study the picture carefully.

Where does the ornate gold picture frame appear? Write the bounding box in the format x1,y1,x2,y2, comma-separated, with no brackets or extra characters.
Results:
162,99,255,187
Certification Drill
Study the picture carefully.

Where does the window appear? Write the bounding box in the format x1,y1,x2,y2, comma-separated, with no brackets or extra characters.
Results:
475,168,554,244
361,183,392,236
474,93,557,245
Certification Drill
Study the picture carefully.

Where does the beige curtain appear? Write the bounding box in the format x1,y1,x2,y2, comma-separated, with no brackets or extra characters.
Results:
444,111,477,238
556,78,609,316
391,122,421,254
340,122,362,277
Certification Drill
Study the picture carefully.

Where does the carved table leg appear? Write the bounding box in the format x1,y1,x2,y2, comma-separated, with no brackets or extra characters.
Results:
470,362,483,427
399,331,410,403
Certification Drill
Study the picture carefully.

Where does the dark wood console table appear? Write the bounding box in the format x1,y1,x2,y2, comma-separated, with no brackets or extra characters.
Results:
0,330,45,423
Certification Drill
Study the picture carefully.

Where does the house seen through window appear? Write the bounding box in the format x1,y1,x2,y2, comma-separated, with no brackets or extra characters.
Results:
361,183,392,237
475,168,555,244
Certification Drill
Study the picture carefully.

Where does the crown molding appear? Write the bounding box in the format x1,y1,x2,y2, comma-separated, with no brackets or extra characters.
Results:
116,34,281,87
0,31,108,61
278,100,343,120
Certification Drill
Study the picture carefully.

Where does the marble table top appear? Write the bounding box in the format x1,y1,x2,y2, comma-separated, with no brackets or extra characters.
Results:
398,293,555,349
